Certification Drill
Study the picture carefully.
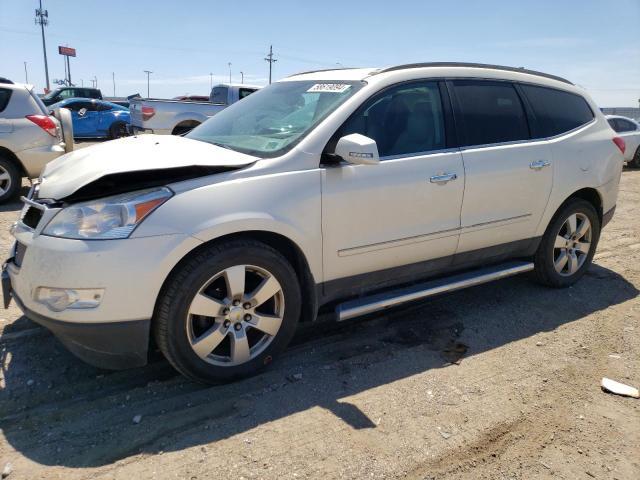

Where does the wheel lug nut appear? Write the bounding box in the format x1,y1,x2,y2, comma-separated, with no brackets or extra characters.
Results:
234,323,242,331
223,320,231,328
244,314,252,321
223,308,230,315
233,300,240,306
243,302,251,309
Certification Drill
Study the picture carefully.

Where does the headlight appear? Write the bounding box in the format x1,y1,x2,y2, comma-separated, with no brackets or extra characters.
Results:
43,187,173,239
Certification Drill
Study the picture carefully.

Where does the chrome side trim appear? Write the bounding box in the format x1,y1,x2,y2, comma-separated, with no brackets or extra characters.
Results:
336,260,534,321
337,214,531,257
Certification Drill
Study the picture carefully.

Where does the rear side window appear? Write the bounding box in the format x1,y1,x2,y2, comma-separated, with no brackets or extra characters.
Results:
239,88,256,100
519,84,594,137
452,80,529,147
0,88,12,112
612,118,637,133
211,86,228,104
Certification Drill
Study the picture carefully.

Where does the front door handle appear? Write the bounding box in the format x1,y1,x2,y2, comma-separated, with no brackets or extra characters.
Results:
529,160,551,170
429,173,458,184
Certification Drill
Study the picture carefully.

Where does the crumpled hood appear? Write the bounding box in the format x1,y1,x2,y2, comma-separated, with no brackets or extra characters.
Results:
38,134,258,200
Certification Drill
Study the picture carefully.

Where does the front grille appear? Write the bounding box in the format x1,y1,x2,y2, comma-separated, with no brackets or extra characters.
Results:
22,206,43,229
14,242,27,268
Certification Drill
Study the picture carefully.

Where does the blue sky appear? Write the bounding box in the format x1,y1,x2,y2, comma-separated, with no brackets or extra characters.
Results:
1,0,638,106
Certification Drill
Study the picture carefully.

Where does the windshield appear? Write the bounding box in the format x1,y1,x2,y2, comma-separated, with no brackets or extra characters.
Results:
187,80,364,157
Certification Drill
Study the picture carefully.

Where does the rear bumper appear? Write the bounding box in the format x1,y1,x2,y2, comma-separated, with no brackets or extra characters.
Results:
15,143,65,178
129,125,171,136
10,286,150,370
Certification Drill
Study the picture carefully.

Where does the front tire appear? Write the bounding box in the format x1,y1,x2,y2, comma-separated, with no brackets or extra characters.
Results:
533,198,600,288
153,240,302,384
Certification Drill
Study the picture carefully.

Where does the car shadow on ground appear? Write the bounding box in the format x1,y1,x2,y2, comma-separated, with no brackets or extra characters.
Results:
0,263,637,468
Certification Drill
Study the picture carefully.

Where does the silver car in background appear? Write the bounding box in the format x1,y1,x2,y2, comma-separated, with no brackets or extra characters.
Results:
0,79,73,202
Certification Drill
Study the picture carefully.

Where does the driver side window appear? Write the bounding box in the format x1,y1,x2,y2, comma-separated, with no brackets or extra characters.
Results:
340,81,446,158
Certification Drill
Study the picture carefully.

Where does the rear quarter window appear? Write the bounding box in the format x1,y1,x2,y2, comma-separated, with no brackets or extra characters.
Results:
519,84,594,137
0,88,11,112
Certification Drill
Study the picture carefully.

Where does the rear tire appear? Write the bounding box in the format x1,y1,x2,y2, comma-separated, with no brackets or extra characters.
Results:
533,198,600,288
153,239,302,384
0,156,22,204
630,146,640,168
109,121,128,139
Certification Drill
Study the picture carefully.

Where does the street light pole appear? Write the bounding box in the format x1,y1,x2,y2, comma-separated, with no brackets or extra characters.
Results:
209,72,213,90
35,0,50,91
240,71,244,84
144,70,152,98
228,62,232,84
112,72,115,96
24,62,28,84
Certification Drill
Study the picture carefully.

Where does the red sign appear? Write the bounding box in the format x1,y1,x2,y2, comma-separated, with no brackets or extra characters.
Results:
58,46,76,57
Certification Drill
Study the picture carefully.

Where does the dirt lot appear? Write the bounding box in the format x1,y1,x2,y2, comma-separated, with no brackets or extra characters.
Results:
0,154,638,479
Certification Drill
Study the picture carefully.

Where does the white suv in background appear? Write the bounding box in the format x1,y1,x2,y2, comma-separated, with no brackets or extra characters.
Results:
0,80,72,202
4,63,623,383
606,115,640,168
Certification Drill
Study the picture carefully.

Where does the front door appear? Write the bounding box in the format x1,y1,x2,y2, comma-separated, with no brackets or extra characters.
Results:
321,81,464,297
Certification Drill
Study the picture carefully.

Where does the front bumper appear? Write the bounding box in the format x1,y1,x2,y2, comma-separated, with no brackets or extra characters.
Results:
10,281,149,369
4,201,202,369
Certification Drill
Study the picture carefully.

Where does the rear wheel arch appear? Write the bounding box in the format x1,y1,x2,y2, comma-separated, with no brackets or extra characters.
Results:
171,120,201,135
0,146,27,177
565,187,603,225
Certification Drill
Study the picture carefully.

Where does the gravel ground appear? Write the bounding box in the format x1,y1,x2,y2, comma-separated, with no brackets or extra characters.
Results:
0,150,638,479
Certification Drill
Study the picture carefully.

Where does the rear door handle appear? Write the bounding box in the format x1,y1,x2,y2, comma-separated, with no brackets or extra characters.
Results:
529,160,551,170
429,173,457,184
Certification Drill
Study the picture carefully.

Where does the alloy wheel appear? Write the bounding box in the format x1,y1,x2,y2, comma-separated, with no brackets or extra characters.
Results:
0,165,12,197
553,213,592,276
185,264,285,366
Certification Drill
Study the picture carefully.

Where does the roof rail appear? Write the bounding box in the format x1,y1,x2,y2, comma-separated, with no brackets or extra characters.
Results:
287,67,363,77
378,62,574,85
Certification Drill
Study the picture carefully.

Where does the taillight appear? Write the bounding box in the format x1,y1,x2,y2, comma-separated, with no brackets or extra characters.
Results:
26,114,57,137
612,137,626,155
141,106,155,121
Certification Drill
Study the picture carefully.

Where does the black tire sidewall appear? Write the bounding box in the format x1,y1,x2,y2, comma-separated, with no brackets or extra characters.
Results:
536,199,600,287
0,157,21,203
158,242,301,383
109,122,126,139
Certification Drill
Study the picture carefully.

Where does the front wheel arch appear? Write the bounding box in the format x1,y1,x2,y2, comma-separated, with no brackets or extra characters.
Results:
154,231,318,327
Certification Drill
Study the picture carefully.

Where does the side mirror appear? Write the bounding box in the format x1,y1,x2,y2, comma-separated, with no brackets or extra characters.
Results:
334,133,380,165
78,108,87,117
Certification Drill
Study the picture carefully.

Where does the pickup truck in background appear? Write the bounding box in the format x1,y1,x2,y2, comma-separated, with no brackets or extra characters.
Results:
129,83,259,135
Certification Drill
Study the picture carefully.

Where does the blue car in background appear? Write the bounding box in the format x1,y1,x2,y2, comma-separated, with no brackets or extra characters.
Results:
49,98,130,139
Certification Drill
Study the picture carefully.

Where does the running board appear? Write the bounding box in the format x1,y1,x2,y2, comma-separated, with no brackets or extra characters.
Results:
336,260,534,321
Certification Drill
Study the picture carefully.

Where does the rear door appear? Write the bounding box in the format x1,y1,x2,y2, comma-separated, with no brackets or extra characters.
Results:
450,80,553,258
321,81,465,295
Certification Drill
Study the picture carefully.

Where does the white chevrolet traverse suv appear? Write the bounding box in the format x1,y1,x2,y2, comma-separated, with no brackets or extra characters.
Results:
3,63,624,383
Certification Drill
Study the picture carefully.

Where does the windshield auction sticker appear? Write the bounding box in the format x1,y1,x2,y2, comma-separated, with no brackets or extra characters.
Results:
307,83,351,93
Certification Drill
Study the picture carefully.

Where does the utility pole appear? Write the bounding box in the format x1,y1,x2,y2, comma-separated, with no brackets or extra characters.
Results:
80,79,83,87
24,62,28,84
144,70,152,98
93,75,97,88
240,71,244,84
112,72,115,96
227,62,232,84
63,55,68,85
35,0,50,91
209,72,213,90
264,45,277,84
66,55,72,85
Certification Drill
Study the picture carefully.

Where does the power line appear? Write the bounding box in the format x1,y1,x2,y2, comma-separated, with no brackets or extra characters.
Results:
264,45,277,84
34,0,50,91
